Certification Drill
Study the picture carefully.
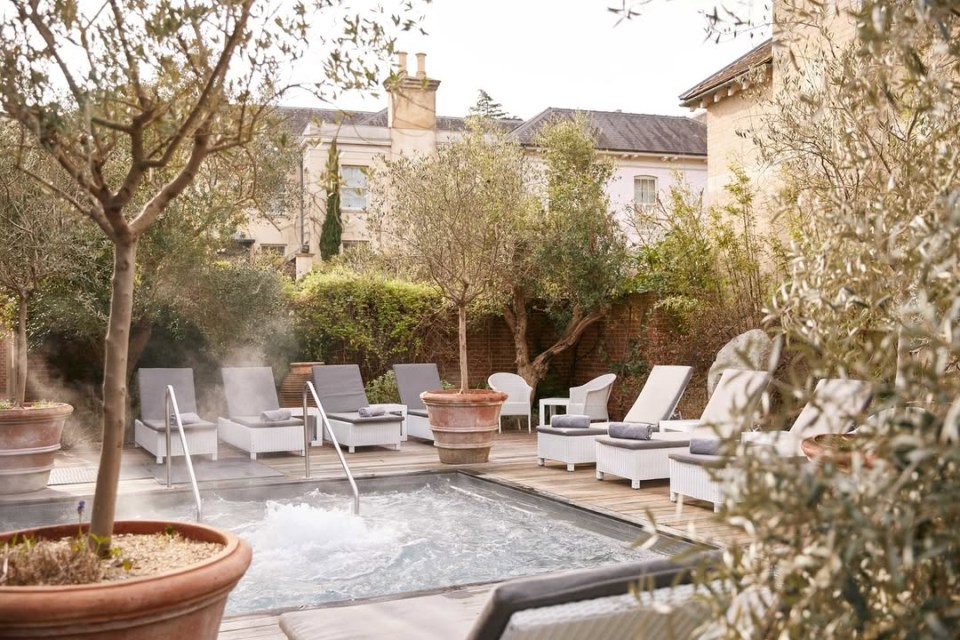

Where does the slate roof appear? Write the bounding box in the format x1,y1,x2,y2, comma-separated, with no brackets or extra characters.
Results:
275,106,705,156
678,39,773,107
511,108,706,156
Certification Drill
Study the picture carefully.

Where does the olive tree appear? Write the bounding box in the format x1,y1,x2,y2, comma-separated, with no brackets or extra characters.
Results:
687,2,960,637
373,120,534,391
505,113,629,389
0,0,420,547
0,126,84,406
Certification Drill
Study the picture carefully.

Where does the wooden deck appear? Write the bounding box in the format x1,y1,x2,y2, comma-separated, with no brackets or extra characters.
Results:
25,429,743,639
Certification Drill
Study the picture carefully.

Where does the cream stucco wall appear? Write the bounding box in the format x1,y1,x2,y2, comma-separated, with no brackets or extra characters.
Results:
607,156,707,245
701,77,777,232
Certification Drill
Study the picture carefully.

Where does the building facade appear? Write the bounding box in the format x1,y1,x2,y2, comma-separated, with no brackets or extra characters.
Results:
244,53,708,274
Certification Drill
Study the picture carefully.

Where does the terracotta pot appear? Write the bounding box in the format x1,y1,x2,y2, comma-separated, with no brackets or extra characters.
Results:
801,433,876,471
279,361,324,408
421,389,508,464
0,403,73,495
0,520,252,639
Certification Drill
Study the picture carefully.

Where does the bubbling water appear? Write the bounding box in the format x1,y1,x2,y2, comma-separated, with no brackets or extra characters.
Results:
209,480,657,615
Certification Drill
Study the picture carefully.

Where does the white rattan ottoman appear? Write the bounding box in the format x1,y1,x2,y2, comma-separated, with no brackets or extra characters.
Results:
594,433,691,489
536,425,608,471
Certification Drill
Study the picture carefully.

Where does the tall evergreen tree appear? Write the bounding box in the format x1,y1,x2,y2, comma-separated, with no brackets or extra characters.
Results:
468,89,513,119
319,138,342,260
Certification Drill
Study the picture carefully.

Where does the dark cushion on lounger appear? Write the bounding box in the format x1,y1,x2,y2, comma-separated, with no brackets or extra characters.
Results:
141,418,217,432
594,435,688,450
537,426,608,437
327,411,404,425
230,415,305,429
407,408,429,419
312,365,369,412
393,363,443,412
668,452,728,468
464,551,721,640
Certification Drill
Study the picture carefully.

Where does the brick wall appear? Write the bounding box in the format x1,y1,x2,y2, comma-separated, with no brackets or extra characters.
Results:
430,294,715,421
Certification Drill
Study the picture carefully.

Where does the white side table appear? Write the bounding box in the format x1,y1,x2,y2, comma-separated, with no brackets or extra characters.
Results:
376,403,408,441
539,397,570,427
287,407,323,445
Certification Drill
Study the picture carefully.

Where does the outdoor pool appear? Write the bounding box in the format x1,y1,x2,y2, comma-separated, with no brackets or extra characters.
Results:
0,472,701,615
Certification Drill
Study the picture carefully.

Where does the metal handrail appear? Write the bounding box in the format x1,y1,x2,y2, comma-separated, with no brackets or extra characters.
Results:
164,386,203,522
303,381,360,514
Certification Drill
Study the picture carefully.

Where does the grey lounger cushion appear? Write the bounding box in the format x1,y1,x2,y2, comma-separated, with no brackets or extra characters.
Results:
312,364,370,412
327,411,404,425
465,552,720,640
668,452,729,468
407,408,429,419
222,366,283,416
594,435,689,451
230,415,304,429
140,418,217,431
393,363,443,412
138,368,207,421
537,426,608,437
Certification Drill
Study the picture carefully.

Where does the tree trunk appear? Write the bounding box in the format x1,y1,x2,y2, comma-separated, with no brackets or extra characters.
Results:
458,304,469,392
13,295,28,406
90,238,138,550
126,318,154,383
505,294,607,394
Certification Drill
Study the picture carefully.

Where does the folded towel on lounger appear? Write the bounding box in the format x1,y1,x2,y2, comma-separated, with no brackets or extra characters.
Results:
169,411,202,425
261,408,292,422
690,437,722,455
358,405,386,417
608,422,655,440
550,414,591,429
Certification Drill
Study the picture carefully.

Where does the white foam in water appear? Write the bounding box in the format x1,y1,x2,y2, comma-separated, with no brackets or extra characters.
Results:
215,480,662,615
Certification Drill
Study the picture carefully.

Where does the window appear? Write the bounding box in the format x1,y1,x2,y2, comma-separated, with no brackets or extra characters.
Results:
634,176,657,212
341,165,368,210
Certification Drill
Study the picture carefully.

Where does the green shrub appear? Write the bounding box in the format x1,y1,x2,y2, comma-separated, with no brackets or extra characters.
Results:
364,370,399,404
292,268,444,381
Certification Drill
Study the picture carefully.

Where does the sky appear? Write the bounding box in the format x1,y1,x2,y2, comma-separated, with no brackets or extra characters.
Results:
290,0,771,120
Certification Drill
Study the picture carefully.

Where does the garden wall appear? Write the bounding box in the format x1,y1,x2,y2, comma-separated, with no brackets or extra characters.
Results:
452,293,717,421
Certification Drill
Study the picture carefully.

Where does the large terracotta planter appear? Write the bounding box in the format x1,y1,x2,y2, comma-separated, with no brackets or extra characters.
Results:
421,389,508,464
0,520,252,639
801,433,876,471
279,361,324,407
0,402,73,495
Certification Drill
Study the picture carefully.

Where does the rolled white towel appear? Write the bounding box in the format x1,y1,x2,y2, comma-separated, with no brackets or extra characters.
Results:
358,405,386,417
261,408,292,422
169,411,202,425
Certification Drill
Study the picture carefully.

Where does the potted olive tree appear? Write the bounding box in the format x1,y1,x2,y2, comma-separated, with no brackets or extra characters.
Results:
0,125,78,495
373,119,536,463
0,1,417,636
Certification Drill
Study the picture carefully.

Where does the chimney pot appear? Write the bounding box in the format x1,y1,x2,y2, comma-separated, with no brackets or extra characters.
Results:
415,52,426,79
397,51,408,75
